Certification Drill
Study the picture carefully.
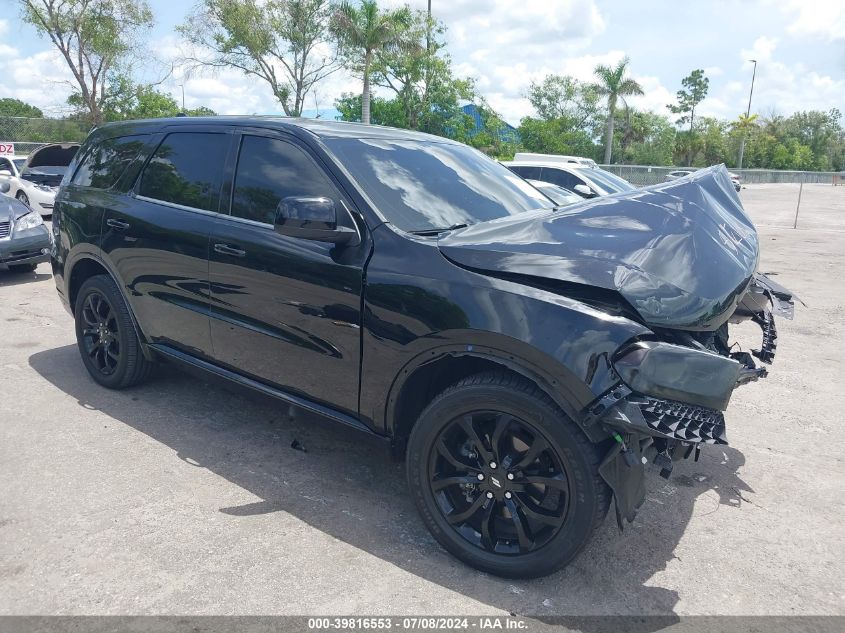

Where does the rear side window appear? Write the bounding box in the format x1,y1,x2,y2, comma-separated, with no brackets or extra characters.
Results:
540,168,582,190
72,135,149,189
230,135,339,224
510,165,541,180
138,133,229,212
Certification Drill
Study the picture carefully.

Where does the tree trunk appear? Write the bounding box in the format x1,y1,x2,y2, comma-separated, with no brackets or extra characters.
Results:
603,97,616,164
362,51,372,125
737,135,746,169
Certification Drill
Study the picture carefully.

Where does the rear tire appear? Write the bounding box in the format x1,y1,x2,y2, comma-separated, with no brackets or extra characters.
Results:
8,263,37,273
407,371,609,578
74,274,153,389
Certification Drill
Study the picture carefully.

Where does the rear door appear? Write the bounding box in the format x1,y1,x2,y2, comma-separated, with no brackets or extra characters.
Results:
102,127,234,358
206,130,367,416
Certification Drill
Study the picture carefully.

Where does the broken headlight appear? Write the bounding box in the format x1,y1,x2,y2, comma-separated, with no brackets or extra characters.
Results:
613,341,741,411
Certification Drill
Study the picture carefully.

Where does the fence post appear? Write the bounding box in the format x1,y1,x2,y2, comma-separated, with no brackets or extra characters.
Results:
793,172,804,229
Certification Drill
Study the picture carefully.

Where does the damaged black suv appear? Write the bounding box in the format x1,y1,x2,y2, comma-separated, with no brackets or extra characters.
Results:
52,118,794,578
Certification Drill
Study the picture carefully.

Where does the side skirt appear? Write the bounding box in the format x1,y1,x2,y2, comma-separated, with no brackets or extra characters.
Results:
149,343,389,444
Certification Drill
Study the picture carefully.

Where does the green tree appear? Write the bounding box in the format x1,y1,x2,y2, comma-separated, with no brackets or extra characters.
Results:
331,0,412,125
734,112,758,169
612,109,676,165
21,0,154,125
370,10,473,136
526,74,601,129
0,98,44,118
593,56,643,164
335,92,407,126
180,0,338,117
668,69,709,165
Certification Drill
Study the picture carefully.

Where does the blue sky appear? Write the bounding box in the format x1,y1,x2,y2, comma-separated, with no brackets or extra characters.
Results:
1,0,843,124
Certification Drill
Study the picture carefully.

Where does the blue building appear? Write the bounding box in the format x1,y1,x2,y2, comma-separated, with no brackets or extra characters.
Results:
461,104,521,144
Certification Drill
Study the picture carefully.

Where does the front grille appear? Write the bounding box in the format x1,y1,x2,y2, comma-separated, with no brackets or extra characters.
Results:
0,221,10,239
637,397,727,444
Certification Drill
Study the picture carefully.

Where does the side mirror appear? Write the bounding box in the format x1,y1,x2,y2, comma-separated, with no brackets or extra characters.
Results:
573,184,596,198
0,182,9,193
274,196,359,245
0,169,12,177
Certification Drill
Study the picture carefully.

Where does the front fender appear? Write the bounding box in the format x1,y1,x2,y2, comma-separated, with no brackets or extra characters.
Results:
360,226,651,434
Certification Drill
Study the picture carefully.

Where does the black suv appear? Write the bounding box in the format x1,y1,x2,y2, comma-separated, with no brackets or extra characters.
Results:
52,117,794,578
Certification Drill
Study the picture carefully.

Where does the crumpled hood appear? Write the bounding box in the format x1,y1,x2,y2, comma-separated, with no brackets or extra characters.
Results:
438,165,758,331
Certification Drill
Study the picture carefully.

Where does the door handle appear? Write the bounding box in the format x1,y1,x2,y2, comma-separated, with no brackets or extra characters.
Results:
106,218,130,231
214,243,246,257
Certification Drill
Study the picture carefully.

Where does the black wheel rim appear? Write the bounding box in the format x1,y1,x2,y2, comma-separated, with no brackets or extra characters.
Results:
428,411,572,556
80,291,121,375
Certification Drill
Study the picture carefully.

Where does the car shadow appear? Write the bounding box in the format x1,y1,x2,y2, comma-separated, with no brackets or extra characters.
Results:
0,268,51,286
30,345,753,622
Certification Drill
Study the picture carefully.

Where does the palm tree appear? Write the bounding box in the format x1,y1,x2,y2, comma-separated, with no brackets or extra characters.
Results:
735,113,759,169
332,0,412,125
593,57,643,164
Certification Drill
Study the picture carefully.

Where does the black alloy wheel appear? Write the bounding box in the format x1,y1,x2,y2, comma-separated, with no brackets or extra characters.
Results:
407,371,609,578
74,274,153,389
79,290,121,376
429,411,571,555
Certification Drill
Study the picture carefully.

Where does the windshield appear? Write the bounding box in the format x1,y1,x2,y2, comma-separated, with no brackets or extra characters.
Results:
584,168,636,193
324,137,552,232
13,159,25,171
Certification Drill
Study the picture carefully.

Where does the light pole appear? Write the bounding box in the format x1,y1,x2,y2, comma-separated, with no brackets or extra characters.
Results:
737,59,757,170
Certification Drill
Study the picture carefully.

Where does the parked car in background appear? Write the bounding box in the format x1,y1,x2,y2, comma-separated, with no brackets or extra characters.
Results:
667,168,741,192
728,172,742,191
505,160,637,198
513,152,598,168
665,169,695,181
0,181,51,272
0,143,80,216
526,179,583,207
53,118,794,578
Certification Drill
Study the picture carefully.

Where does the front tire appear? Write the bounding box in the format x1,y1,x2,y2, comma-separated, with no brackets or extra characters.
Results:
74,274,153,389
16,191,30,207
407,371,609,578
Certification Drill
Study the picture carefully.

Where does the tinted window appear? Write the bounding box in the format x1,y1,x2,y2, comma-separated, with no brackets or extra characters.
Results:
0,158,12,171
509,165,542,180
13,159,25,171
231,135,339,224
541,167,582,190
72,135,148,189
138,133,228,212
324,138,551,232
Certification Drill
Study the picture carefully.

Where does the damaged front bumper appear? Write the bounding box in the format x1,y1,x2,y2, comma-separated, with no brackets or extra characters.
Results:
585,273,795,528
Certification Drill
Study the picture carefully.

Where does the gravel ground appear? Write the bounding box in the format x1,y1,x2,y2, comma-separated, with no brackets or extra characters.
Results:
0,184,843,617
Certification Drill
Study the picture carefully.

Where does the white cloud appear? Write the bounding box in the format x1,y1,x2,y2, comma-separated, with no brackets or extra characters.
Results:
2,0,842,128
776,0,845,40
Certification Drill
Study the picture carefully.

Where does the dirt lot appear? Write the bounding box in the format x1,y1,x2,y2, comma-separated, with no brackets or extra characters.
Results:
1,184,843,617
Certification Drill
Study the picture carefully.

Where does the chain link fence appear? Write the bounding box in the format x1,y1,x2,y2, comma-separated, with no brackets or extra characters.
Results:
0,116,91,156
600,164,841,186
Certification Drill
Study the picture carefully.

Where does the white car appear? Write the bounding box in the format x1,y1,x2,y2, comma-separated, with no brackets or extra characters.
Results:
504,160,636,198
0,143,80,216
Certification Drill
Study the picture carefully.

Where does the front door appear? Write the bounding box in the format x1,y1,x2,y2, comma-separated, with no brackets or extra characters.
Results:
207,132,367,416
102,129,234,358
